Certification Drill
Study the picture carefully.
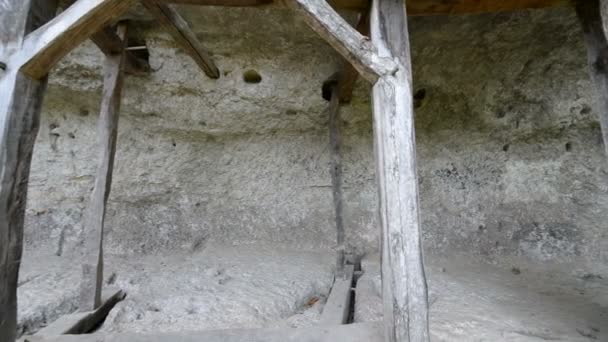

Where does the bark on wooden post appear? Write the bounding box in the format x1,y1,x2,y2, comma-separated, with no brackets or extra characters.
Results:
369,0,429,340
576,0,608,157
79,24,127,311
0,1,57,341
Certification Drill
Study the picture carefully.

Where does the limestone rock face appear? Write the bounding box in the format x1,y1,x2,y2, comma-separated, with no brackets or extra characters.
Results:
25,6,607,271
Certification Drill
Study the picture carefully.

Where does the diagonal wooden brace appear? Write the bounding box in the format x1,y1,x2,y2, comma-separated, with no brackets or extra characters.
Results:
285,0,397,84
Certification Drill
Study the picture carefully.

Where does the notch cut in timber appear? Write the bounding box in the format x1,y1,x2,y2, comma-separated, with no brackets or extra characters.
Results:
286,0,397,84
575,0,608,158
370,0,429,340
141,0,220,78
79,23,128,312
0,1,58,341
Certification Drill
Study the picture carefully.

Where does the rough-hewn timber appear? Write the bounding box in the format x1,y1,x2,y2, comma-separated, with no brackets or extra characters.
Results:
370,0,429,340
337,11,369,103
141,0,220,79
328,84,345,267
576,0,608,158
0,1,57,342
16,0,136,79
286,0,396,83
320,265,354,324
79,24,127,312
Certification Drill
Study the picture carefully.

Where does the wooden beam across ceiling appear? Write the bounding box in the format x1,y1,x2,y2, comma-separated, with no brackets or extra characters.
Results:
164,0,567,15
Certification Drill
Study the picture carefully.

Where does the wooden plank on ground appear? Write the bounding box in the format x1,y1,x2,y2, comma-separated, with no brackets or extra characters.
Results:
21,322,383,342
369,0,429,340
0,1,57,342
31,290,126,337
576,0,608,158
14,0,136,79
320,265,354,324
79,23,127,312
141,0,220,78
285,0,396,84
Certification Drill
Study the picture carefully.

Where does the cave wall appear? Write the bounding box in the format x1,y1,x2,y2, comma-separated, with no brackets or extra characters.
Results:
24,6,608,270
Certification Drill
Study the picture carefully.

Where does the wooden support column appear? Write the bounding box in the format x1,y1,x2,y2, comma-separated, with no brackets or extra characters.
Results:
576,0,608,157
79,24,127,312
0,1,57,341
370,0,429,341
328,83,345,266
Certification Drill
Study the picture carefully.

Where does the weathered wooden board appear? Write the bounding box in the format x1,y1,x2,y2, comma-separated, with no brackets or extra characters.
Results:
576,0,608,158
337,11,369,103
320,265,354,324
78,24,127,312
15,0,136,79
141,0,220,78
21,323,383,342
369,0,429,340
0,1,57,342
166,0,566,14
31,290,126,337
286,0,396,83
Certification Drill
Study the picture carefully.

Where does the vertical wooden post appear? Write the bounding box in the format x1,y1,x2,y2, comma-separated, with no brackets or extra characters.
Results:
79,23,127,312
369,0,429,341
0,1,57,341
328,84,345,267
576,0,608,157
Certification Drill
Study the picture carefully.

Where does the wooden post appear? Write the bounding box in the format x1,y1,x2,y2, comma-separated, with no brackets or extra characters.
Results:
0,1,57,341
370,0,429,341
576,0,608,157
328,83,345,267
79,23,127,311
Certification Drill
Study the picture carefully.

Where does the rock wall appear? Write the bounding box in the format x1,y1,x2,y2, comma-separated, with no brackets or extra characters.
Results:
25,6,608,271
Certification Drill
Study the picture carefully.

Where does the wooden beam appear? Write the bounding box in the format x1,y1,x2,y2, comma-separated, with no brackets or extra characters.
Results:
79,24,127,312
141,0,220,78
320,265,354,324
165,0,566,15
33,290,126,337
576,0,608,158
337,11,369,103
286,0,397,84
12,0,136,79
369,0,429,340
0,1,57,342
327,81,345,267
60,0,150,76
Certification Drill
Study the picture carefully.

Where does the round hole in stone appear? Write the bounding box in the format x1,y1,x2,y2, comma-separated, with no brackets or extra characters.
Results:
243,69,262,84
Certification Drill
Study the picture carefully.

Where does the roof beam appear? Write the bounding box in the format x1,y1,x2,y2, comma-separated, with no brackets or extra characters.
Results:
141,0,220,78
286,0,396,83
164,0,566,15
13,0,136,79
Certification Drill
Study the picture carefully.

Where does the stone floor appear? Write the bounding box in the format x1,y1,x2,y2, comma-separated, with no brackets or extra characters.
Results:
18,246,608,341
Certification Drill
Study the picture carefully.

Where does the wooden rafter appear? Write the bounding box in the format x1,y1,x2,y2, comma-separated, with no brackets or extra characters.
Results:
13,0,136,79
165,0,566,15
141,0,220,78
286,0,396,83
